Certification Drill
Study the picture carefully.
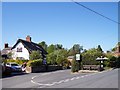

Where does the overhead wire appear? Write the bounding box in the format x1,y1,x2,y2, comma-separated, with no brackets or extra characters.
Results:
71,0,120,24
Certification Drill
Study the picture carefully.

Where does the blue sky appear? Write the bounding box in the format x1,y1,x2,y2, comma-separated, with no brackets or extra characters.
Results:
2,2,118,51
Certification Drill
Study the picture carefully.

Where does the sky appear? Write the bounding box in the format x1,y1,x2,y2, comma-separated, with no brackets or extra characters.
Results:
2,2,118,51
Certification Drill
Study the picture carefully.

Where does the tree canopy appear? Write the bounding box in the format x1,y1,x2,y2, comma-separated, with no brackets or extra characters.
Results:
68,44,83,56
30,51,42,60
38,41,47,51
81,47,104,65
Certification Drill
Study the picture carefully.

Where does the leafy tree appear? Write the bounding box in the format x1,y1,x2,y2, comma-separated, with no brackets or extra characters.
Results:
55,44,63,50
55,49,68,66
47,44,56,54
108,56,117,67
97,45,103,53
68,44,83,56
38,41,47,51
47,49,69,66
105,54,120,68
111,47,116,52
30,51,42,60
82,48,104,65
47,52,57,65
111,42,120,52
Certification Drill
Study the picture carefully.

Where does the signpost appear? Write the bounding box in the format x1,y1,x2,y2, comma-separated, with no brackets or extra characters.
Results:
75,54,81,70
96,56,108,71
76,54,80,61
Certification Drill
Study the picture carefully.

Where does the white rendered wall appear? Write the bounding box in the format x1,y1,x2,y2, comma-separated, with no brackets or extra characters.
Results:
12,42,29,60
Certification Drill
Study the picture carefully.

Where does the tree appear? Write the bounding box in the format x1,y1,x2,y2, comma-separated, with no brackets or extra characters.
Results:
68,44,83,56
30,51,42,60
47,44,63,54
81,48,104,65
47,52,57,65
47,44,56,54
111,47,116,52
111,42,120,52
38,41,47,51
47,48,69,67
108,56,117,67
55,44,63,50
97,45,103,53
55,49,68,66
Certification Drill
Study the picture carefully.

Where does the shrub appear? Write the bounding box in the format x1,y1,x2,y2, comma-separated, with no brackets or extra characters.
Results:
27,59,43,67
116,57,120,68
5,59,28,65
27,60,33,67
71,58,79,73
108,56,117,68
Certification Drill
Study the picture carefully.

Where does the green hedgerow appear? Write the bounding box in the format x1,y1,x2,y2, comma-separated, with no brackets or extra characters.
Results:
5,59,28,65
27,59,43,67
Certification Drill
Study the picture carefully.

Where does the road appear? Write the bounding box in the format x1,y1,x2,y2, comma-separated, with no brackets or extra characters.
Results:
2,69,119,88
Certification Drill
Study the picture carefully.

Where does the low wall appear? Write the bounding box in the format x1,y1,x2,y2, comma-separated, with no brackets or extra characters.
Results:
82,65,99,70
26,65,63,73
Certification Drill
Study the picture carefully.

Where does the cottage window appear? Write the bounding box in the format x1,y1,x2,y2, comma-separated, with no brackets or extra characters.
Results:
17,47,22,52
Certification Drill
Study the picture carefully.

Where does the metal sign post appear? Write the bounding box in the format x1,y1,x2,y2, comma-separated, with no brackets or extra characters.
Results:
96,57,108,71
75,54,81,70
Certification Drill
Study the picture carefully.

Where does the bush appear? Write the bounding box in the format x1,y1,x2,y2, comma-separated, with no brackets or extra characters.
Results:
27,59,43,67
108,56,117,68
71,58,79,73
116,57,120,68
5,59,28,65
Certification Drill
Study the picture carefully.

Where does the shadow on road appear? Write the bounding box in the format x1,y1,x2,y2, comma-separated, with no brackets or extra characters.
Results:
2,72,29,78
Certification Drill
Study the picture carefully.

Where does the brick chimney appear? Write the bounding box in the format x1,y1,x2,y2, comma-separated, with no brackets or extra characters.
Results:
4,43,8,48
26,35,31,42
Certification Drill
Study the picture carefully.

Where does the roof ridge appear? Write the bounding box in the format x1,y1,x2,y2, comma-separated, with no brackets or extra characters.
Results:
12,39,48,54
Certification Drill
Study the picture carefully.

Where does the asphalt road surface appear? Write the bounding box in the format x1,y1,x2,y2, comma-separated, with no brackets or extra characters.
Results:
2,68,119,88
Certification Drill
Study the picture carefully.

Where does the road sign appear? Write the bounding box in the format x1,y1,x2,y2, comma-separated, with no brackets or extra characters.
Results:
76,54,80,60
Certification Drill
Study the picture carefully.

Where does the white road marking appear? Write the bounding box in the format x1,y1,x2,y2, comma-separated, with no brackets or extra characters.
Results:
41,70,65,76
42,73,51,76
70,77,76,81
38,85,46,88
31,69,112,88
81,76,85,78
76,77,80,79
64,79,70,82
32,76,37,79
57,80,65,84
52,82,58,85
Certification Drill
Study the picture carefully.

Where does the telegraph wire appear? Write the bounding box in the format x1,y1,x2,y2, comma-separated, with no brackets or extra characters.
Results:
71,0,120,24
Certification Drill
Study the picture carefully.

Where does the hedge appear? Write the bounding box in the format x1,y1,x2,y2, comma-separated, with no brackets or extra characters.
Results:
71,59,79,73
5,59,28,65
27,59,43,67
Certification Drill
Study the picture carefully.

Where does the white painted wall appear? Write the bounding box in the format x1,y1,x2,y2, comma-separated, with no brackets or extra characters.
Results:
12,42,30,60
